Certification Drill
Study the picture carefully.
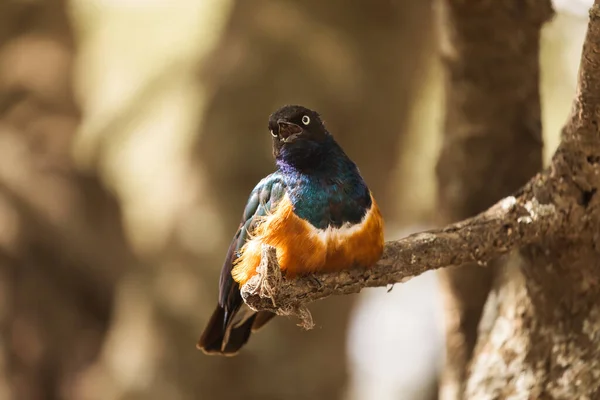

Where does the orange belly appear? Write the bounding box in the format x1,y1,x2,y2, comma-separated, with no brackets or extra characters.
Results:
232,193,384,286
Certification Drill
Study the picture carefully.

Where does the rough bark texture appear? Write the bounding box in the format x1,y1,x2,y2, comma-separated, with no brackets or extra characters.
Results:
467,3,600,397
435,1,552,398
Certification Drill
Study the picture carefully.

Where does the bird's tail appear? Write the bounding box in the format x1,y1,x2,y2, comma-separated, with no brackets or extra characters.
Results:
197,305,275,356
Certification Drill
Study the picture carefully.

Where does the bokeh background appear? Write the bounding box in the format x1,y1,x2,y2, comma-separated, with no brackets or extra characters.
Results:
0,0,590,399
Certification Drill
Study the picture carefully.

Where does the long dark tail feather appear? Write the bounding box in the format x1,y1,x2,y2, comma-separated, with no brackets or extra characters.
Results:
197,306,277,355
199,218,278,356
197,305,228,354
197,304,262,356
221,314,257,355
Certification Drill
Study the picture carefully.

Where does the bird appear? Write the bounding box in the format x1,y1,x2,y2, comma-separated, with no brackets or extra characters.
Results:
197,105,384,356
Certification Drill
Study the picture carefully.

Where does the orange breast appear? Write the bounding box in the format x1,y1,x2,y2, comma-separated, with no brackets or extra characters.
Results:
232,193,384,286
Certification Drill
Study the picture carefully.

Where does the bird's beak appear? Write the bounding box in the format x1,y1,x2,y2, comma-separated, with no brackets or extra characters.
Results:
277,120,302,143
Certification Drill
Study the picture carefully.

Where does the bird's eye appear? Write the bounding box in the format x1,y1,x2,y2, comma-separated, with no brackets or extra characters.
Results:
301,115,310,125
270,129,277,138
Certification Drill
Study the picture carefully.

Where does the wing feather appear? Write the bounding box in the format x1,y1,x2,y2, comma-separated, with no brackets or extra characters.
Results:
198,172,285,355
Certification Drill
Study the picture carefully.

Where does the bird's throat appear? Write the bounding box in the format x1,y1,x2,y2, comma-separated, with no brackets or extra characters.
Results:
275,139,336,173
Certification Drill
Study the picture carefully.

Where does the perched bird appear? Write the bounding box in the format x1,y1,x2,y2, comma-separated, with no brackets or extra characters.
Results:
197,105,384,356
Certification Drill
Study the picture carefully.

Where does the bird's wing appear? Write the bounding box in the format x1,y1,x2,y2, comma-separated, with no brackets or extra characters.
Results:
199,172,285,355
218,172,286,325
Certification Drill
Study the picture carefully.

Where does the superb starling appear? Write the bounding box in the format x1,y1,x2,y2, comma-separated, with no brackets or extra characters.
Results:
198,105,384,356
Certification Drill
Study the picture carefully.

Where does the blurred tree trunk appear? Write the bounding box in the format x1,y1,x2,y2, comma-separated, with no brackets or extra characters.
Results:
435,0,548,398
0,0,134,399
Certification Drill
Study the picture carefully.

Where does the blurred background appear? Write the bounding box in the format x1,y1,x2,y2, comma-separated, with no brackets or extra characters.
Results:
0,0,590,399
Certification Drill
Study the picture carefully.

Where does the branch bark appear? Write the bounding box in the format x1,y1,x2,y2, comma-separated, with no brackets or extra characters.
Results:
242,189,559,320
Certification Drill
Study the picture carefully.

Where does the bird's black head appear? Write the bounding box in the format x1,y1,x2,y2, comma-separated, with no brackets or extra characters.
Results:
268,105,333,169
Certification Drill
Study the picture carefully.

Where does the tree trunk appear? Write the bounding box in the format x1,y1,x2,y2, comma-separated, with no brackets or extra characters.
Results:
435,0,551,398
435,0,600,398
467,2,600,394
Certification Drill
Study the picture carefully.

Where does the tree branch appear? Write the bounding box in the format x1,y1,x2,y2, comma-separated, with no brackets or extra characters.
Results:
241,187,560,326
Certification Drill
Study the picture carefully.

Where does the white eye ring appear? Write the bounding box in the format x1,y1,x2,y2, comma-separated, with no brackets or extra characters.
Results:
301,115,310,125
270,129,277,138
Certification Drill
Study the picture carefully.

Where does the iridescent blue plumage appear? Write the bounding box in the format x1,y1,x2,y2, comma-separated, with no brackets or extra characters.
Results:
277,135,372,229
235,173,285,254
198,104,381,356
